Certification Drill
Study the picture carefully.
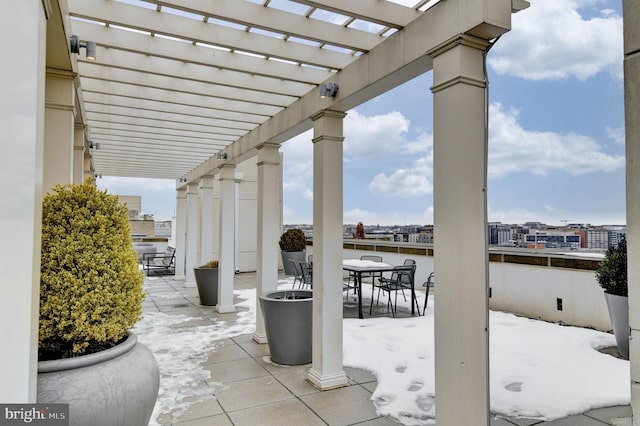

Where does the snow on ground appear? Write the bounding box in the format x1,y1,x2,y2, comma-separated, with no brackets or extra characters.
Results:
135,288,256,424
136,278,630,425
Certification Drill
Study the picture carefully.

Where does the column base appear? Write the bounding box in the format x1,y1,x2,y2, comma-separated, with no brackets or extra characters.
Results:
174,275,186,281
252,331,268,344
182,280,196,288
307,368,348,391
216,304,237,314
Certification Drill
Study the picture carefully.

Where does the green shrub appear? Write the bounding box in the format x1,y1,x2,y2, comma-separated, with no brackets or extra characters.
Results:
596,238,627,297
201,260,219,268
39,180,144,359
279,229,306,252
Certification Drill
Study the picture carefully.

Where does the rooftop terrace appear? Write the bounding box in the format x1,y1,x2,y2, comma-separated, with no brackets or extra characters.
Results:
138,271,631,426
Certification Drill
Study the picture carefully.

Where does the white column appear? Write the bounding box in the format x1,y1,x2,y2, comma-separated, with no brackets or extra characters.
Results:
623,1,640,421
43,69,75,193
0,0,47,402
73,125,85,184
430,34,490,425
174,187,187,280
184,182,201,287
199,176,215,264
217,165,237,313
253,143,281,343
307,110,348,390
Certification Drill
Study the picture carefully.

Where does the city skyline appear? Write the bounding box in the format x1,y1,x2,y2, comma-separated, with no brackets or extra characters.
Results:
98,0,626,227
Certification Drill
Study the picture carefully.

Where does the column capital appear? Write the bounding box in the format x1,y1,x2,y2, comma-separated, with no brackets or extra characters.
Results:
427,34,490,59
176,187,187,199
186,182,199,195
199,175,215,190
257,142,281,166
310,109,347,122
218,164,236,180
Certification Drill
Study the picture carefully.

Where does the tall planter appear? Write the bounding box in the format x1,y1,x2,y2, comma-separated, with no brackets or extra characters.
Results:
281,250,306,276
38,333,159,426
194,267,219,306
604,292,629,359
259,290,312,365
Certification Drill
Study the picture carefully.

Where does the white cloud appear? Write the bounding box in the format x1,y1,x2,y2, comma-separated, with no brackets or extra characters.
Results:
606,125,625,145
369,152,433,197
282,110,431,200
489,0,623,81
488,102,624,178
343,110,411,159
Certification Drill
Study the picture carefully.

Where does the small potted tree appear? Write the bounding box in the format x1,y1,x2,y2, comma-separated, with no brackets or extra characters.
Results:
279,228,307,276
194,260,219,306
596,238,628,359
37,180,159,425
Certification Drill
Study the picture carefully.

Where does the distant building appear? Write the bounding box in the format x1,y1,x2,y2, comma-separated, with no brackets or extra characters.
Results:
488,223,511,246
587,229,609,250
524,231,581,249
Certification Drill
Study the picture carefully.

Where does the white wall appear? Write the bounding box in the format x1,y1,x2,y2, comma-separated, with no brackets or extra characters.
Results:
336,246,612,331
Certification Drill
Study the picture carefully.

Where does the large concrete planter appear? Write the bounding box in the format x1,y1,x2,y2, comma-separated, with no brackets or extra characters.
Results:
281,250,306,276
37,333,159,426
259,290,312,365
194,267,219,306
604,292,629,359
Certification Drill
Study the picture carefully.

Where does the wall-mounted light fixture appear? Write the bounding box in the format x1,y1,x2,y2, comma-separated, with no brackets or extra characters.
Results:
70,35,96,61
94,173,102,179
177,177,187,183
88,140,100,150
217,152,228,160
319,82,339,98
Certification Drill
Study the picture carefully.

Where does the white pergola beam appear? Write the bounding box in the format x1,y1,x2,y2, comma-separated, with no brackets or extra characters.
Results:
71,20,334,84
80,79,281,117
85,104,255,132
291,0,421,28
82,92,268,125
69,0,354,70
86,114,247,138
87,122,236,142
77,50,306,102
143,0,382,51
186,0,513,182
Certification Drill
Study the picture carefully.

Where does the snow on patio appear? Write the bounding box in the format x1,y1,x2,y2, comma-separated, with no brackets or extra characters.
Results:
136,278,630,425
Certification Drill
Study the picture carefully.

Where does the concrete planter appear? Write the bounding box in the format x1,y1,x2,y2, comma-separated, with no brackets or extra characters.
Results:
259,290,312,365
604,292,629,359
37,333,159,426
281,250,306,276
194,267,219,306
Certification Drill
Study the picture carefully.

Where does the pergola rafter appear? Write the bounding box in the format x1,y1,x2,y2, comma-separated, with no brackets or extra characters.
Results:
67,0,433,181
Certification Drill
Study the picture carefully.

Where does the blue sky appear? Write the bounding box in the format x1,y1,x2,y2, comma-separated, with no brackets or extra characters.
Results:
98,0,626,227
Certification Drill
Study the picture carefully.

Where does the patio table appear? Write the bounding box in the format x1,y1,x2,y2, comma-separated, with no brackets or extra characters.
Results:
343,259,394,319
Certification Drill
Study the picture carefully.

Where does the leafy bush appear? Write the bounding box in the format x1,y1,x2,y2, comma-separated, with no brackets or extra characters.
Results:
200,260,219,268
39,180,144,359
279,229,306,252
596,238,627,297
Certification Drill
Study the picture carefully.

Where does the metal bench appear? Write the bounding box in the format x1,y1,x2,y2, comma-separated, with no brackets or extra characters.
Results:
142,247,176,276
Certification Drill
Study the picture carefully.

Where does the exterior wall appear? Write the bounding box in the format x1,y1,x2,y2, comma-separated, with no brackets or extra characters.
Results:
129,220,155,237
489,261,609,331
117,195,142,220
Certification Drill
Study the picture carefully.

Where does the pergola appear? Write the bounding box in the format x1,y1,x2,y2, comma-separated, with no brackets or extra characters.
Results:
4,1,640,425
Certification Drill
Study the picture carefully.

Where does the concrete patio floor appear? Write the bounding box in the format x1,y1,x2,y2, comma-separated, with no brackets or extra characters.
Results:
140,272,632,426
